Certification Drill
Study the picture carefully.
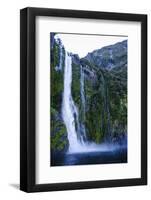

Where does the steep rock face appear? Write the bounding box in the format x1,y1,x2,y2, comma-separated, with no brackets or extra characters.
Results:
83,40,127,70
50,35,69,154
72,40,127,144
50,34,127,153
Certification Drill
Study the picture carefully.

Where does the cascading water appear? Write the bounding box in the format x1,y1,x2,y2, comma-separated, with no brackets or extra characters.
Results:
62,51,114,154
62,51,83,153
58,44,63,70
108,49,114,70
55,38,63,71
80,65,87,141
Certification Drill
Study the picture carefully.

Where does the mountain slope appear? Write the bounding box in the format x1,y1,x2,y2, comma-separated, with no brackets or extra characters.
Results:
82,40,127,70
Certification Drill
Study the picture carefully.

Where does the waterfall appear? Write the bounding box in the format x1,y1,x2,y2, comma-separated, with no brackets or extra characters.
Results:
58,44,63,70
80,65,87,141
62,51,108,153
62,51,83,152
108,49,114,70
55,38,63,71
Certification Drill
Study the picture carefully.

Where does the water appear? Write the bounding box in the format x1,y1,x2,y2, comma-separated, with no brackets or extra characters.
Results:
108,49,114,70
80,65,87,141
55,37,63,71
51,146,127,166
62,51,83,152
80,65,86,116
62,51,103,153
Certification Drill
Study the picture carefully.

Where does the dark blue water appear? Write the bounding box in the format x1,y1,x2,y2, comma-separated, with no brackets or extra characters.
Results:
51,147,127,166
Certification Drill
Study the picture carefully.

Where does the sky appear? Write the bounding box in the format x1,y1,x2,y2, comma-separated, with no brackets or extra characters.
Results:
55,33,127,58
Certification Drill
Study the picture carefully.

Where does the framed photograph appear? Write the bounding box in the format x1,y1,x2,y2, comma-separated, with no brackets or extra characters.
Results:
20,7,147,192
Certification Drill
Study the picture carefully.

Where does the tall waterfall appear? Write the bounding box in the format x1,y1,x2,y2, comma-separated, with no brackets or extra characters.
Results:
62,51,83,152
80,65,87,141
62,51,106,153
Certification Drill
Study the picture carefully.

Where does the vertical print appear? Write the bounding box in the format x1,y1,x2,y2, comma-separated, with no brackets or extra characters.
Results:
50,33,127,166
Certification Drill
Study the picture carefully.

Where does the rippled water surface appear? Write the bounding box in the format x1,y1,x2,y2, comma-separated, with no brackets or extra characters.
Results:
51,147,127,166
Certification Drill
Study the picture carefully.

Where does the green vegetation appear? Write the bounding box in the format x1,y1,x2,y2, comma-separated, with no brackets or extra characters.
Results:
50,36,68,152
71,63,81,106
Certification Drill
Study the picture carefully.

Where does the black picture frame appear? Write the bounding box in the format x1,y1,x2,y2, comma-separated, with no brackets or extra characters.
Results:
20,7,147,192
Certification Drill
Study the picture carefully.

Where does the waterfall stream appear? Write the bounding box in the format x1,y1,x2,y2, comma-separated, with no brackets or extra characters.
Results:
80,65,87,141
55,38,63,71
62,51,113,153
62,51,82,152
